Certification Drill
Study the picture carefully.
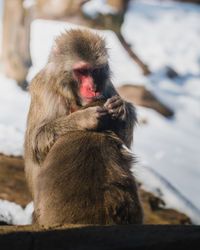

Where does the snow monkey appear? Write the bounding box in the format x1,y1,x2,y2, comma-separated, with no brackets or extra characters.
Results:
24,29,143,226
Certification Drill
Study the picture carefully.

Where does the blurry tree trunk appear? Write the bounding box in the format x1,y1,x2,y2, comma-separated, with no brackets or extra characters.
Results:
105,0,151,75
1,0,32,88
36,0,90,18
117,32,151,76
107,0,130,14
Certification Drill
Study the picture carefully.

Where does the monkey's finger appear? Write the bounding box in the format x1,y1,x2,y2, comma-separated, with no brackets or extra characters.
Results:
108,108,119,115
104,95,120,107
97,112,108,118
97,110,108,115
97,111,109,119
106,99,123,110
108,95,120,102
108,106,124,117
96,107,108,118
96,106,108,113
104,97,123,110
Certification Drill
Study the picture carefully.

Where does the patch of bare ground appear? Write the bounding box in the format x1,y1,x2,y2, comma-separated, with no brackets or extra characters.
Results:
0,154,191,225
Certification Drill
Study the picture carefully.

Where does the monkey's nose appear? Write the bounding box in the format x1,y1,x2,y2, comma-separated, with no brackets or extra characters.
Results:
89,86,97,92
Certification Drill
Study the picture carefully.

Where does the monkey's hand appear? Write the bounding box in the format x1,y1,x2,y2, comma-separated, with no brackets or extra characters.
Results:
104,96,126,120
77,106,107,130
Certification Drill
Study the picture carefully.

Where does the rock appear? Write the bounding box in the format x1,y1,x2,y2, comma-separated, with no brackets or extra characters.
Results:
0,222,9,226
165,66,179,79
139,189,191,225
0,154,32,208
177,0,200,3
117,84,174,117
0,224,200,250
0,154,191,225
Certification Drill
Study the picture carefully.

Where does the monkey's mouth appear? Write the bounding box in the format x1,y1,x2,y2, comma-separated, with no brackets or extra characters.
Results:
82,94,105,103
83,96,99,103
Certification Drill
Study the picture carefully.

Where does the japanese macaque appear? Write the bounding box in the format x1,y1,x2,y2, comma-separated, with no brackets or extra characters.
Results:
24,29,143,226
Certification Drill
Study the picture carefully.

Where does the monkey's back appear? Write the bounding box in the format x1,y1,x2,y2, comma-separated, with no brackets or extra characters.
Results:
34,131,143,226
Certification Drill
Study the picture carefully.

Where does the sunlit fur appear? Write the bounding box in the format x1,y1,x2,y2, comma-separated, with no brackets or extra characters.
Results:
24,29,141,226
34,128,143,226
49,29,109,69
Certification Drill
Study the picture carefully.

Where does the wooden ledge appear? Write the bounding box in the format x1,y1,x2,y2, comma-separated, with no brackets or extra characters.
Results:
0,224,200,250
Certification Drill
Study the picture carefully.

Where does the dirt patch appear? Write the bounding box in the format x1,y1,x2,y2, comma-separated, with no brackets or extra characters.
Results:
0,154,32,208
0,154,191,225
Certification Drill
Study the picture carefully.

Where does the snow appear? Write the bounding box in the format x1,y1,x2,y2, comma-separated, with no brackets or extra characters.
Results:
0,73,30,155
121,0,200,223
27,20,142,85
0,0,200,224
122,0,200,75
134,165,200,224
0,0,3,56
23,0,35,9
0,200,33,225
82,0,117,18
0,0,3,18
133,107,200,224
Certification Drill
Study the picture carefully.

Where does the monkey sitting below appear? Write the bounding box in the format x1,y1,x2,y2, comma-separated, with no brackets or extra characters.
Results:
33,100,143,225
24,29,143,226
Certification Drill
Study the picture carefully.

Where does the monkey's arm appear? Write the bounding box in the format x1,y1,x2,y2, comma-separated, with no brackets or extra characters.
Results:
32,107,101,163
105,98,137,148
104,83,137,148
123,101,137,148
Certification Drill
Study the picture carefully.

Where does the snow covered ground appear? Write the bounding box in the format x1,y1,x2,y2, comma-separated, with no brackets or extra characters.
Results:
0,0,200,224
0,200,33,225
122,0,200,224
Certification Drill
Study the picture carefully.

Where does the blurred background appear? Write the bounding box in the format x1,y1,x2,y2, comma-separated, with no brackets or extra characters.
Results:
0,0,200,226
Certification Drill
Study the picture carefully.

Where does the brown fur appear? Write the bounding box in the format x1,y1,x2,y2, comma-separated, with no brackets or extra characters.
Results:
24,29,141,225
50,29,108,67
34,128,143,226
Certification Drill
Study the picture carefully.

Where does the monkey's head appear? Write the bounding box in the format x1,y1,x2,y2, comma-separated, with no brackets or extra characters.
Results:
49,29,110,108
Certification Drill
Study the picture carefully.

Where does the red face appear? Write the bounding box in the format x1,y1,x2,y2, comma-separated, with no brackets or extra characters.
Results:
73,64,102,103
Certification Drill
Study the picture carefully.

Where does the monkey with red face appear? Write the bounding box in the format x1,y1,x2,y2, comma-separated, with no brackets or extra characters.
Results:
24,29,143,226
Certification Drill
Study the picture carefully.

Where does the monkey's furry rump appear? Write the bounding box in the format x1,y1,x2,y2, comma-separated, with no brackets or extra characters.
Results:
34,131,143,226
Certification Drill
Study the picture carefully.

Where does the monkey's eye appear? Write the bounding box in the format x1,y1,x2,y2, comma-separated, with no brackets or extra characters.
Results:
92,68,100,76
74,69,89,76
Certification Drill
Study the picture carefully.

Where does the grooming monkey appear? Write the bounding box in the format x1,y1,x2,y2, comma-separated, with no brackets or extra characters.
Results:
24,29,143,225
